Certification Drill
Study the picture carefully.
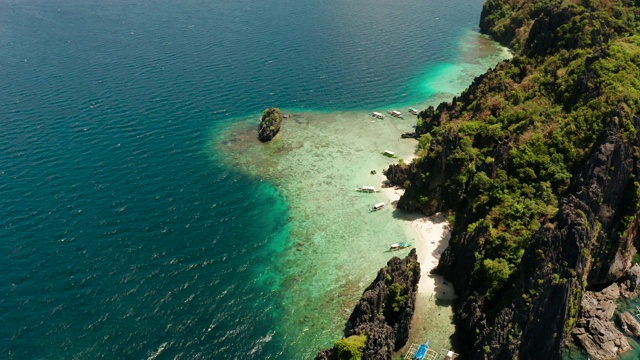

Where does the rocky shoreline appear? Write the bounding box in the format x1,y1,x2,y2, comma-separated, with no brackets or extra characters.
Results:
316,250,420,360
572,265,640,359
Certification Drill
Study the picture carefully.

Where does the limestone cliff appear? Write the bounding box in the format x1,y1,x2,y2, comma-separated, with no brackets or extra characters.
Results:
443,115,640,359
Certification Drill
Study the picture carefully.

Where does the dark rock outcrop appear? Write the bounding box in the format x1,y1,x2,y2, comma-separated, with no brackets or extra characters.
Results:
396,129,463,214
383,163,412,189
258,107,283,142
316,250,420,360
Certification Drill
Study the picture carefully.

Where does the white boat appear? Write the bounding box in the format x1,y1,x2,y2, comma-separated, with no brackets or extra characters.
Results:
382,150,395,157
444,350,458,360
389,242,413,251
371,112,384,119
356,186,379,193
408,107,419,115
388,110,403,118
372,202,385,211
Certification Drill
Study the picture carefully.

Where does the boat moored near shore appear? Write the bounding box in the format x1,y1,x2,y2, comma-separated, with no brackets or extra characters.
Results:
389,241,413,251
356,186,379,193
382,150,396,158
371,112,384,119
405,339,459,360
372,202,385,211
388,110,404,118
408,107,419,115
414,339,430,360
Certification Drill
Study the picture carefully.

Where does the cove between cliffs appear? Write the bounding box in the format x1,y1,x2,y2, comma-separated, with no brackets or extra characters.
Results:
213,30,510,358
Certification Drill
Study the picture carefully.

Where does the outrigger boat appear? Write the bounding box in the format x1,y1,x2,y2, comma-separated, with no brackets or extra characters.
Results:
389,241,413,251
408,107,419,115
356,186,379,193
405,339,458,360
372,202,385,211
414,339,430,360
387,110,404,118
371,112,384,119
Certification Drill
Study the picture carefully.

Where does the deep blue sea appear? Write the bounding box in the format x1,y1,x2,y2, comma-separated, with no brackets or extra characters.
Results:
1,0,492,358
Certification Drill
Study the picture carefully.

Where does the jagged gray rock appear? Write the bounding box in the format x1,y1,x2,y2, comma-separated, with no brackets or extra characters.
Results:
315,250,420,360
617,312,640,338
572,287,631,360
573,317,631,360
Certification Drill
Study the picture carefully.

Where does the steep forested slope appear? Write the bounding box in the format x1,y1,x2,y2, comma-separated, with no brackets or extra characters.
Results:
385,1,640,358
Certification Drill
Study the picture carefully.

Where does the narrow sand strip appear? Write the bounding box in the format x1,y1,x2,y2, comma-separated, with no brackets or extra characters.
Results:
380,181,456,300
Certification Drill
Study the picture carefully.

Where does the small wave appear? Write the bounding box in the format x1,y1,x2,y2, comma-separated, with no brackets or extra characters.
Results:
249,331,275,356
146,342,167,360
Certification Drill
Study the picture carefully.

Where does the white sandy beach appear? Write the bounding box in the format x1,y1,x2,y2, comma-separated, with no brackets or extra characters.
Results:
380,175,459,353
380,179,456,301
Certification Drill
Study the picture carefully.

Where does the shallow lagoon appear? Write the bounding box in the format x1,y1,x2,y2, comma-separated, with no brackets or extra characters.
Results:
215,30,509,357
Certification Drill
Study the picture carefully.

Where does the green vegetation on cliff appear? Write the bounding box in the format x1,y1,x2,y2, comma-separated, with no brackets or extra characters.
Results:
387,0,640,357
407,0,640,299
333,335,367,360
258,107,283,142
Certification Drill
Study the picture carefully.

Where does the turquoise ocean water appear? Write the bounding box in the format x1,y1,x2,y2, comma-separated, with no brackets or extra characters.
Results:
0,0,513,358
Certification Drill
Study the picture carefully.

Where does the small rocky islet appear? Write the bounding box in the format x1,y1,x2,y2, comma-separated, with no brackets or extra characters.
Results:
257,107,283,142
